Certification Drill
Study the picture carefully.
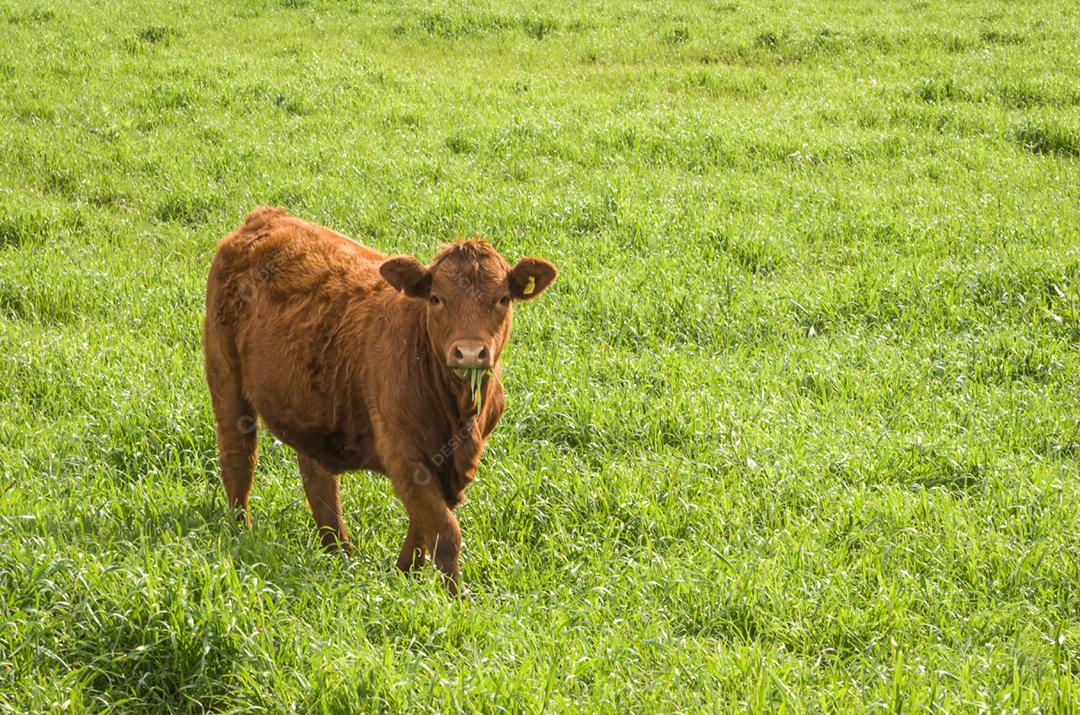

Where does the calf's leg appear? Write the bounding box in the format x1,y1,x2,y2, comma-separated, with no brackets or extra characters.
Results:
430,509,462,596
205,332,258,527
396,520,425,573
298,454,352,555
392,473,461,595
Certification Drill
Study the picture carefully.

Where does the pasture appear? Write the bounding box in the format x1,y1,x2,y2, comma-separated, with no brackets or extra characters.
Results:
0,0,1077,711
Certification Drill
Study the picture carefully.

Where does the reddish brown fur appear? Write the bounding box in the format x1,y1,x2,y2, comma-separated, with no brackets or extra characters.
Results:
203,206,556,593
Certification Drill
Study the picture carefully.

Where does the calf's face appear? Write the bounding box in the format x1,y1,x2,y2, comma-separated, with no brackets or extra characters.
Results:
380,241,557,372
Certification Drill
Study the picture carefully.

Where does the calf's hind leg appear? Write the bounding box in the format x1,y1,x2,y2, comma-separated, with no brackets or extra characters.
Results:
205,335,258,527
298,455,352,555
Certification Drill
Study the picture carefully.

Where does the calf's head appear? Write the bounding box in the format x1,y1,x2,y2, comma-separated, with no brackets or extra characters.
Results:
380,241,557,372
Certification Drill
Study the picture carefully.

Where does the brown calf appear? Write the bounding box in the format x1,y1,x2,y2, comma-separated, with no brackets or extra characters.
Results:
203,207,557,593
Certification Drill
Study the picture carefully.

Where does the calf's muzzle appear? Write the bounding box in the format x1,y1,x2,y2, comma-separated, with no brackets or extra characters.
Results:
448,340,491,369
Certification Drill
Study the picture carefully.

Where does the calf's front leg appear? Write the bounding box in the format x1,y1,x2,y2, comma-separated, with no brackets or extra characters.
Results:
396,519,425,572
429,509,461,596
391,465,461,595
298,454,352,556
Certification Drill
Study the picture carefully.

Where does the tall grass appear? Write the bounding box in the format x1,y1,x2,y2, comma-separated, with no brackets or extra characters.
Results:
0,0,1077,711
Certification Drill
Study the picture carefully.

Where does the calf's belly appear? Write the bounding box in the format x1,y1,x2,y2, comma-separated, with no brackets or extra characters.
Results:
235,331,382,474
261,415,384,474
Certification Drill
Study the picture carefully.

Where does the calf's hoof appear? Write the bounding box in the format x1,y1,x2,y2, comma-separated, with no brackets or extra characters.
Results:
318,531,353,557
229,507,251,529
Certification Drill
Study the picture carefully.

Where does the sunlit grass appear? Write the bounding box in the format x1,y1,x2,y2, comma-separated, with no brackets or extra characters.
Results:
0,0,1077,711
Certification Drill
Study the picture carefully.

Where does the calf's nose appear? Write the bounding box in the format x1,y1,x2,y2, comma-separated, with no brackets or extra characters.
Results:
448,341,491,369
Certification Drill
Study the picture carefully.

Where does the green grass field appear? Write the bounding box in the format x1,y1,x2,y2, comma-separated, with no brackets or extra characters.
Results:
1,0,1078,711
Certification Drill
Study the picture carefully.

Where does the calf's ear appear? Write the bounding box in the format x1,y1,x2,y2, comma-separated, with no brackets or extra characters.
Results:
508,257,558,301
380,256,432,298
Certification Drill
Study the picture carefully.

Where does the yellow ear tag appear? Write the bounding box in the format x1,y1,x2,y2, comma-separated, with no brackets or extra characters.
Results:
523,276,535,295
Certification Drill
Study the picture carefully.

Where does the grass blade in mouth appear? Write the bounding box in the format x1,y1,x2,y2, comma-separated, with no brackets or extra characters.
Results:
466,367,492,412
